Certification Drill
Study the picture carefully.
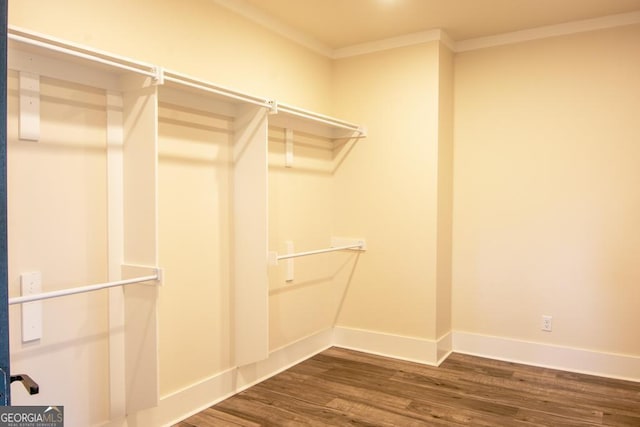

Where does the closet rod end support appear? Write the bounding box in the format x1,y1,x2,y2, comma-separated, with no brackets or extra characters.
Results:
267,251,279,266
267,99,278,114
154,268,164,285
152,66,164,85
331,237,367,251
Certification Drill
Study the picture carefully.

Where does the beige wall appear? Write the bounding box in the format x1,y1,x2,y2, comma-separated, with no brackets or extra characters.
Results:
332,43,447,341
8,1,336,423
452,24,640,355
267,128,338,349
7,73,110,422
7,1,640,424
157,101,233,394
436,45,454,339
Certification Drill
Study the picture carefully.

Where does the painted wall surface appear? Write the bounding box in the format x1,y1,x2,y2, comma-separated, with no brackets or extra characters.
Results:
267,128,339,350
8,1,640,425
7,73,110,423
331,43,442,341
435,45,454,340
157,101,233,395
452,24,640,356
8,0,333,113
7,0,336,422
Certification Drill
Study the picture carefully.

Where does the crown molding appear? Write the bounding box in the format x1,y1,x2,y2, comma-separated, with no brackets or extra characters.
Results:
337,10,640,56
211,0,333,57
456,10,640,52
332,29,455,59
213,2,640,58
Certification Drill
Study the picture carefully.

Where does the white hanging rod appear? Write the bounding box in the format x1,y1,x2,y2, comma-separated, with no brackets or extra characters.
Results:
275,103,366,135
8,33,158,79
277,243,364,261
8,270,161,306
163,73,273,109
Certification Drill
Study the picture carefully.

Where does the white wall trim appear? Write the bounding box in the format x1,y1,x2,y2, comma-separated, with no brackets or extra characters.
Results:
336,10,640,56
453,331,640,382
455,10,640,52
436,331,453,366
332,326,438,365
332,29,454,59
211,0,333,57
110,328,333,427
212,3,640,58
100,328,640,426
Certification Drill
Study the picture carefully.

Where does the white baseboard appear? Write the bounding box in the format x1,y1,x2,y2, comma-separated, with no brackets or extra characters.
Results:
103,328,639,426
117,328,333,427
436,331,453,365
453,331,640,382
332,326,441,365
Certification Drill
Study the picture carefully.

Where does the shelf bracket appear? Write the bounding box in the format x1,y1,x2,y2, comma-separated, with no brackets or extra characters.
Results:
19,71,40,141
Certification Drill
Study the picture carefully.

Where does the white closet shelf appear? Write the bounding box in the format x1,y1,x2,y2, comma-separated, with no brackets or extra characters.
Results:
270,101,367,140
8,26,158,88
161,70,273,109
8,26,367,140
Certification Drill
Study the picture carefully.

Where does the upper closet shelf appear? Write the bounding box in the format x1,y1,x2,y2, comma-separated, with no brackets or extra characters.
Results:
8,26,367,141
270,102,367,140
159,69,273,117
8,26,159,90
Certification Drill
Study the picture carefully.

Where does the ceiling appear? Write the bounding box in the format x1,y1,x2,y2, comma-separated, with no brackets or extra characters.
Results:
216,0,640,51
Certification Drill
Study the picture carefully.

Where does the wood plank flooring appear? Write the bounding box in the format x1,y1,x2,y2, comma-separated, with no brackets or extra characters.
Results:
176,347,640,426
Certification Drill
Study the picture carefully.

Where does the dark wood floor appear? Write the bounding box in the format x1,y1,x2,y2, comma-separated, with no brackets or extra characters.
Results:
176,347,640,426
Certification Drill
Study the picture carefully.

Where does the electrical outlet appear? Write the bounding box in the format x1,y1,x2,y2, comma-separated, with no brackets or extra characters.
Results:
542,315,553,332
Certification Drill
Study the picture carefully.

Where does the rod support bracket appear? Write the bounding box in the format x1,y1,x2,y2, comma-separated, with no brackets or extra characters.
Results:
267,99,278,114
152,66,164,85
154,267,164,285
331,237,367,251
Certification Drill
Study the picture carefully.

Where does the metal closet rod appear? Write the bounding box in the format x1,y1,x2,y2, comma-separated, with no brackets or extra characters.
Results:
276,243,363,261
8,270,161,305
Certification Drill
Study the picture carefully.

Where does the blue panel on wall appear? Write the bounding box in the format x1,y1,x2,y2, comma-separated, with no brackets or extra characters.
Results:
0,0,10,406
